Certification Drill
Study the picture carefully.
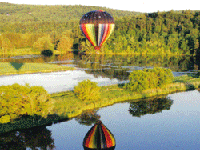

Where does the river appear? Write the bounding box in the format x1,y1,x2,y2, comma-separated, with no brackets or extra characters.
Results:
0,54,199,93
0,54,200,149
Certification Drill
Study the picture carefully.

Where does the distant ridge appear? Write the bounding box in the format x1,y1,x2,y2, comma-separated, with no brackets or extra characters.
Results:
0,2,140,22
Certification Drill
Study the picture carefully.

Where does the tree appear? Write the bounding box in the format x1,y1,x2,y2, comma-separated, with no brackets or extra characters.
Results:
1,38,14,54
0,83,55,122
124,70,148,92
74,79,100,102
33,34,54,52
57,35,74,53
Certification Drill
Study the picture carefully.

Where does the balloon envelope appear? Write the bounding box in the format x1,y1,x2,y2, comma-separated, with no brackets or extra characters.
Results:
83,121,115,150
80,10,115,50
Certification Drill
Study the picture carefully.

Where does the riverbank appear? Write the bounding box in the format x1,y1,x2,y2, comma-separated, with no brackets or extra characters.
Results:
51,75,200,119
0,75,200,134
0,62,75,76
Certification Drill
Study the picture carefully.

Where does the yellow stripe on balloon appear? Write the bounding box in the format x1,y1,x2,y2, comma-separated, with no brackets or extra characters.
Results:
85,24,97,46
110,133,116,146
88,125,98,148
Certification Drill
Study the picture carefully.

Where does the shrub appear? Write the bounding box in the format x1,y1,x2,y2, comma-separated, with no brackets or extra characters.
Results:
143,68,159,88
74,79,100,102
33,35,54,51
0,83,54,122
124,70,148,92
125,68,174,92
152,67,174,87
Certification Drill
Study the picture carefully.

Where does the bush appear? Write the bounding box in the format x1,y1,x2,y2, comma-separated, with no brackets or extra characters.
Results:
124,70,148,92
33,35,54,51
74,79,100,102
0,83,54,122
143,68,159,88
124,68,174,92
152,67,174,86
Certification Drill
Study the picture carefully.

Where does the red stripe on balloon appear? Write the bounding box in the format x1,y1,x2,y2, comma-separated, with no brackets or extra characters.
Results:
100,24,111,46
81,24,95,46
101,124,113,148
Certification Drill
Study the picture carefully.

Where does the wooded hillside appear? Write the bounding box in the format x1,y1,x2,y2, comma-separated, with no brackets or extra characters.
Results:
0,2,139,22
1,2,200,55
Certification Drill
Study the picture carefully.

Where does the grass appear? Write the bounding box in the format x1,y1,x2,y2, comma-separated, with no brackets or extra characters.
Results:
51,74,200,120
1,74,200,134
0,48,40,55
0,48,70,55
0,62,75,76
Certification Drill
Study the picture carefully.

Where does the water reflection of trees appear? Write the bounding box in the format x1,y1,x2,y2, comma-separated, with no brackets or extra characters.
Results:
75,54,199,80
1,53,200,78
0,126,54,150
129,97,173,117
75,110,100,126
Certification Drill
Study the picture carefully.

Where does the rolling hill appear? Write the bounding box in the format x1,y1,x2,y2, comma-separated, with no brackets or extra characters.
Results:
0,2,140,22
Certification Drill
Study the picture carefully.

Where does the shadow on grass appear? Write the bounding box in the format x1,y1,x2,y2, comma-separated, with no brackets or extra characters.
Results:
185,83,195,90
118,83,126,88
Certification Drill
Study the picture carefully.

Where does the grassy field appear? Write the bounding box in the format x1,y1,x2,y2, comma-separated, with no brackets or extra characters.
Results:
0,62,74,76
0,48,72,55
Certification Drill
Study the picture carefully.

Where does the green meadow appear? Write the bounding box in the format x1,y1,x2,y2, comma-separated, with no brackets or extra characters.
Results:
0,62,74,76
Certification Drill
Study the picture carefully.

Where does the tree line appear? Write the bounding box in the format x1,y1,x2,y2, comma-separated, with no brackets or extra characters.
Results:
1,3,200,55
102,10,200,55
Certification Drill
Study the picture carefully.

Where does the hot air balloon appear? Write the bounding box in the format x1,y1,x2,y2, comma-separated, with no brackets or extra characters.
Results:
80,10,115,50
83,120,116,150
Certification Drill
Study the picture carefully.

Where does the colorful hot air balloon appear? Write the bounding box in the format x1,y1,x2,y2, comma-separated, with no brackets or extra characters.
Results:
80,10,115,50
83,121,116,150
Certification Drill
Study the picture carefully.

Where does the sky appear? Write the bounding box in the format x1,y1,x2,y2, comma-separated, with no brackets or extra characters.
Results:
2,0,200,13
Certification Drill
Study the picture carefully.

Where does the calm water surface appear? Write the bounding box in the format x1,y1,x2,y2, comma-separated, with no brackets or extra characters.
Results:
0,54,199,93
45,90,200,150
1,91,199,149
1,54,200,149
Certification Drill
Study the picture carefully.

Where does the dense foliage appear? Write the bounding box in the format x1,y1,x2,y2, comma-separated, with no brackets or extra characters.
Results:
0,2,138,22
0,3,200,55
74,79,100,102
0,83,54,123
124,67,174,92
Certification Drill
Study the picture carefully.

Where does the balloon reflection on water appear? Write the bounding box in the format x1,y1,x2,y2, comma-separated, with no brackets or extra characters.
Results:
83,120,116,150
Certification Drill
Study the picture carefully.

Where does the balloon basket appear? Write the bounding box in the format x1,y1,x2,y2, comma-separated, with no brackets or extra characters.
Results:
94,46,101,50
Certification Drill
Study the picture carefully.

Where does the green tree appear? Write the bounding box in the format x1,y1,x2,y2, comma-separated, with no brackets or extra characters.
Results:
152,67,174,87
124,70,148,92
0,83,54,122
1,38,14,54
74,79,100,102
33,34,54,51
57,34,74,53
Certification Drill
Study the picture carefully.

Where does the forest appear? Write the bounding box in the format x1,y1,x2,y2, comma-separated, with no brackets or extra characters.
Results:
1,2,200,55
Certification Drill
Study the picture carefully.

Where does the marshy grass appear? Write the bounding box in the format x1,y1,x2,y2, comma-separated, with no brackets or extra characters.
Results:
0,62,74,76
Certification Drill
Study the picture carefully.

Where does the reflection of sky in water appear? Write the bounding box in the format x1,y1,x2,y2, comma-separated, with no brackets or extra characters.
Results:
47,90,200,150
0,70,125,94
